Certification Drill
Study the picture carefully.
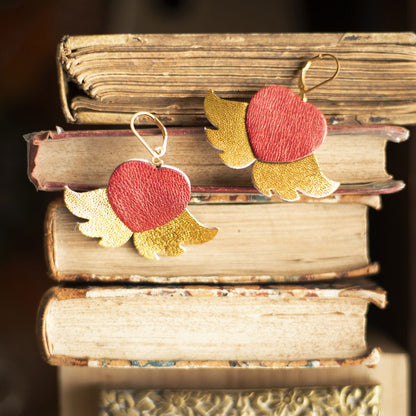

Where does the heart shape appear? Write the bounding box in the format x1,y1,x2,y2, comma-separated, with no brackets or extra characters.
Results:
107,160,191,233
245,85,327,163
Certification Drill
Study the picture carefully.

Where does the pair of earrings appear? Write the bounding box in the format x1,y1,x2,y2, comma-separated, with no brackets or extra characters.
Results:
65,54,340,260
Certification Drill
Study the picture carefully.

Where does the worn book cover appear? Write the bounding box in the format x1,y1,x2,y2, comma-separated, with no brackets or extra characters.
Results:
46,194,380,282
58,33,416,125
38,280,386,368
58,332,408,416
25,125,408,192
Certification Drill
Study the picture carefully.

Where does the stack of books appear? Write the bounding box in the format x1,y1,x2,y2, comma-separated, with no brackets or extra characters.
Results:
25,33,413,416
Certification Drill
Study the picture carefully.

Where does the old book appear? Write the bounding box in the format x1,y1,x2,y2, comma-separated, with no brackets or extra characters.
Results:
98,386,381,415
58,332,409,416
58,33,416,126
46,194,380,283
26,125,408,192
38,280,385,368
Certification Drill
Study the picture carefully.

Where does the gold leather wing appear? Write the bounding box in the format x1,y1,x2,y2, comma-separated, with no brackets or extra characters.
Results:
133,209,218,260
204,90,255,168
252,155,340,201
64,187,133,247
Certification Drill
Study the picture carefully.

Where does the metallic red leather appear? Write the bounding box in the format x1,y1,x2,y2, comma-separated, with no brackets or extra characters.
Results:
245,85,327,163
107,160,191,232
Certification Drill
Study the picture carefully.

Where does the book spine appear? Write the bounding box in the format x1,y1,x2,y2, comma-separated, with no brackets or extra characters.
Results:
57,37,76,123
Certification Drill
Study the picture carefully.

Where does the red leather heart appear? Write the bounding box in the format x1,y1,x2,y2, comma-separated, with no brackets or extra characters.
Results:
245,85,327,163
107,160,191,233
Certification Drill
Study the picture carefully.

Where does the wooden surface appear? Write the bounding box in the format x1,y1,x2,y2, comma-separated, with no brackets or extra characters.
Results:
58,32,416,125
25,125,408,192
58,332,409,416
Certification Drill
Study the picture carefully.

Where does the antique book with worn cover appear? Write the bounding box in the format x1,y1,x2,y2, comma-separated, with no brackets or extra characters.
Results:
57,33,416,126
58,332,409,416
98,387,382,416
38,280,385,368
46,193,380,283
25,125,408,192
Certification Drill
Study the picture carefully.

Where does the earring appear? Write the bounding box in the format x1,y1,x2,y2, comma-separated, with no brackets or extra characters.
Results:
64,112,218,260
204,54,340,201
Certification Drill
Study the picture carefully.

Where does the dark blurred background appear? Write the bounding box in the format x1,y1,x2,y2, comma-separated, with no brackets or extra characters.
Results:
0,0,415,414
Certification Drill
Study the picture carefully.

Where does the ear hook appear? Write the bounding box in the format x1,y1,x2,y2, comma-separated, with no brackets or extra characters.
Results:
130,112,168,166
298,54,340,102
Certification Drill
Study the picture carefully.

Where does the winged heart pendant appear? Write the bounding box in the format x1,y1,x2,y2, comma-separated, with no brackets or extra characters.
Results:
64,113,217,260
204,54,341,201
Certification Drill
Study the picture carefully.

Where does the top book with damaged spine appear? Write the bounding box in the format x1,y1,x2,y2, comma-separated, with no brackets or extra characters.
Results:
58,32,416,126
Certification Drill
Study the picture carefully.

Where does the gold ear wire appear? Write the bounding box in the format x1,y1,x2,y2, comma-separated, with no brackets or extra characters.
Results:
298,54,340,102
130,112,168,166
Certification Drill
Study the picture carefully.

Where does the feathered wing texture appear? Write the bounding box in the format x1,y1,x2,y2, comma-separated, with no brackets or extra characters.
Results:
133,209,218,260
64,187,133,247
204,90,256,168
252,155,340,201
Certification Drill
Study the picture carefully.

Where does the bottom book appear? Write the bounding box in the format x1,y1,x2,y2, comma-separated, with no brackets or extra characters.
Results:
59,332,409,416
99,386,382,415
